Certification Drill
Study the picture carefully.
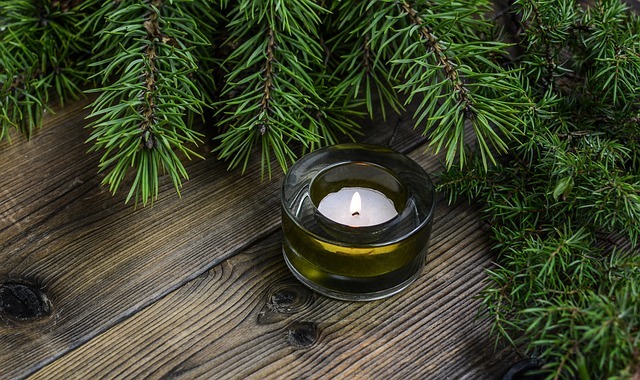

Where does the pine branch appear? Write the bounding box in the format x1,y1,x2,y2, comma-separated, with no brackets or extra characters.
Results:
86,0,212,205
214,0,360,177
0,0,99,140
0,40,46,141
388,0,530,168
325,1,403,120
514,0,574,91
400,1,474,115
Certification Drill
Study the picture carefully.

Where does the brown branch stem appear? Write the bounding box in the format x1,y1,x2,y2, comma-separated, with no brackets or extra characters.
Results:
139,0,164,149
363,33,372,76
526,0,556,90
400,1,474,119
258,26,276,136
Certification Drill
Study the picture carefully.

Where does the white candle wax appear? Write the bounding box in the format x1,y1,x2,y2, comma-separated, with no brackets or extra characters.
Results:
317,187,398,227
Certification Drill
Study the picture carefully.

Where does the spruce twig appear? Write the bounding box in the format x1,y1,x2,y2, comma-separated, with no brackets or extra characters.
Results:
400,1,474,118
85,0,211,205
0,0,99,140
389,0,529,168
214,0,361,176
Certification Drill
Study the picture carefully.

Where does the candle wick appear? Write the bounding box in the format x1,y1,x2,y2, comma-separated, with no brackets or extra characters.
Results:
352,211,360,216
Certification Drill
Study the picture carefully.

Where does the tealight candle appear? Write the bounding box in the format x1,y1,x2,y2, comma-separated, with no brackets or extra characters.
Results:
317,188,398,227
281,143,435,301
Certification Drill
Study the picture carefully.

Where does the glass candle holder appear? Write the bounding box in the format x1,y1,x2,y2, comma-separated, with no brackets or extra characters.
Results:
281,143,435,301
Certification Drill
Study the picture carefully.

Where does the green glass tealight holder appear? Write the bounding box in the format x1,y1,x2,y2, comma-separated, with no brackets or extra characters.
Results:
281,143,435,301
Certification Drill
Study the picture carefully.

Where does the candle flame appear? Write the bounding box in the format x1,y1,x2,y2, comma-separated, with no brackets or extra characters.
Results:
350,191,361,216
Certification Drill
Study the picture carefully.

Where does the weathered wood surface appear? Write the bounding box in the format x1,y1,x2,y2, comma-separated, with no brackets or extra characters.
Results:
0,99,519,379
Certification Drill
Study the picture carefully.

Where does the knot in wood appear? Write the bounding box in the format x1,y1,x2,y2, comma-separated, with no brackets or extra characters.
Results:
266,282,314,314
0,283,51,320
257,282,315,325
285,321,319,349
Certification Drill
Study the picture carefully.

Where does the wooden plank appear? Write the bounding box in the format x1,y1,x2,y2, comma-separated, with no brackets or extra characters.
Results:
0,100,425,378
29,145,519,379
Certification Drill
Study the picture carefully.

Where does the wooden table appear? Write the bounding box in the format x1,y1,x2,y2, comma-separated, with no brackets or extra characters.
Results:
1,99,521,379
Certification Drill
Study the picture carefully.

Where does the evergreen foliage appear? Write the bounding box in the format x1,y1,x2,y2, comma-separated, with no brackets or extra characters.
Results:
1,0,527,202
1,0,639,377
85,0,214,204
0,0,100,140
214,0,358,177
438,0,640,377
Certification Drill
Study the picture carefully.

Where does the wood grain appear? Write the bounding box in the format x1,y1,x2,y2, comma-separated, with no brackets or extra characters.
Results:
0,99,426,378
28,142,519,379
